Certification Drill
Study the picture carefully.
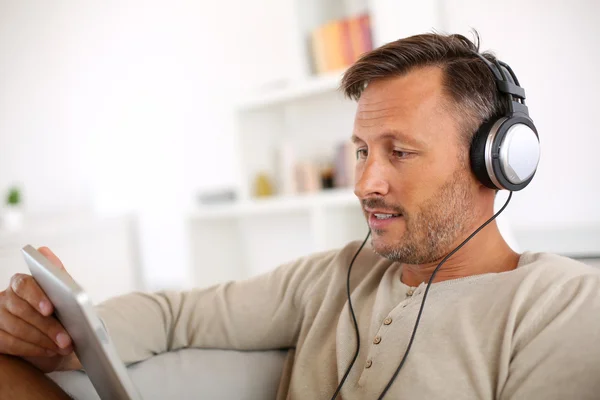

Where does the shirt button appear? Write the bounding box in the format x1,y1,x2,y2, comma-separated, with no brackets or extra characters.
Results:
406,288,415,297
384,317,392,325
373,336,382,344
365,360,372,369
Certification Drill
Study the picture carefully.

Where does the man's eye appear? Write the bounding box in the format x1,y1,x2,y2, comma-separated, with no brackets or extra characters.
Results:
356,149,368,159
393,150,411,159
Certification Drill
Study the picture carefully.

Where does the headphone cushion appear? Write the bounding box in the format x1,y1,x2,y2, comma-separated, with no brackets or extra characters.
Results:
470,120,499,189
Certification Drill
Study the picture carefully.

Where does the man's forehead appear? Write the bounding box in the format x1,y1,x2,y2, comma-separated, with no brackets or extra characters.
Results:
356,66,445,115
352,66,452,146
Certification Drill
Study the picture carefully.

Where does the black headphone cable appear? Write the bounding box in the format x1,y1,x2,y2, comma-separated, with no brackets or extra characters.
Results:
329,191,513,399
328,230,371,400
377,190,513,398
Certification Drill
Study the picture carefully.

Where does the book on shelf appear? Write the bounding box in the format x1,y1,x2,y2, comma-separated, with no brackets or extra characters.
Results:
295,161,321,193
271,140,356,198
310,13,374,76
334,141,356,188
348,13,373,62
295,160,338,194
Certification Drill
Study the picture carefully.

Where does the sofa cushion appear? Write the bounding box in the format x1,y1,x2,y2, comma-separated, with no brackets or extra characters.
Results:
48,348,287,400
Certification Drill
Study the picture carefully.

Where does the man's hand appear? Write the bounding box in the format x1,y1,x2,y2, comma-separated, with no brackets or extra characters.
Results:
0,247,82,372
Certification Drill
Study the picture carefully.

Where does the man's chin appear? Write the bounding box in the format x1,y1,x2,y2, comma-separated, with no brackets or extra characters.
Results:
370,235,403,260
369,235,429,264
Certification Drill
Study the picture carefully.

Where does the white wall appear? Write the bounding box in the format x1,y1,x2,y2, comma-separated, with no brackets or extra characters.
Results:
0,0,295,290
0,2,93,213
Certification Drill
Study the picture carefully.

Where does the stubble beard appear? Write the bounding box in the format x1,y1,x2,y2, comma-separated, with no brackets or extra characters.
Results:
370,170,478,265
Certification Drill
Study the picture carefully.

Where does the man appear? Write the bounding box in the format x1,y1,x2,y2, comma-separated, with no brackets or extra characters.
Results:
1,33,599,399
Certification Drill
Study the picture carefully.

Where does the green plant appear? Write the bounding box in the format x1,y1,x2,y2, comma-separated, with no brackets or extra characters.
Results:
6,187,21,206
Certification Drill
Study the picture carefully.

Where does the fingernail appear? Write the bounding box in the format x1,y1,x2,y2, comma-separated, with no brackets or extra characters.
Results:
46,350,57,356
56,332,70,348
39,301,50,315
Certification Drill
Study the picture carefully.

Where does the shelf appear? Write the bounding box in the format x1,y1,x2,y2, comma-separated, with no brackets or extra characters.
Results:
236,69,347,111
0,212,135,246
190,188,360,219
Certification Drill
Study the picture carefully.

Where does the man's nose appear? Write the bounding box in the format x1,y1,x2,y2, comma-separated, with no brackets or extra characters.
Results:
354,157,390,199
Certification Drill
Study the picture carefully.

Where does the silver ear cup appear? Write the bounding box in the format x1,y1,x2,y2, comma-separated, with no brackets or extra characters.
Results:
484,118,540,190
499,123,540,185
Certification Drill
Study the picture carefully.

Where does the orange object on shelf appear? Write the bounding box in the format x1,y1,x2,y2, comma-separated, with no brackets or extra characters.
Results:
310,13,374,76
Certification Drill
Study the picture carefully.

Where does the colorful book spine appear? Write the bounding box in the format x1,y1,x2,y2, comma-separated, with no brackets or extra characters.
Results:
310,13,374,75
340,19,355,67
334,141,356,188
311,25,328,75
348,13,373,61
296,161,321,193
359,13,373,55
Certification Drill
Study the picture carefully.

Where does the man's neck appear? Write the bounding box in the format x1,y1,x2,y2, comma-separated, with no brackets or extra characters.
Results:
400,221,520,287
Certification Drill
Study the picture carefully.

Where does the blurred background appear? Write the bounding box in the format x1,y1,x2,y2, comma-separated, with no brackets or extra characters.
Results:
0,0,598,303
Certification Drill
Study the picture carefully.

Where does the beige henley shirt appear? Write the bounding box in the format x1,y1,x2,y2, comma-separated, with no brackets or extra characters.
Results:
97,241,600,399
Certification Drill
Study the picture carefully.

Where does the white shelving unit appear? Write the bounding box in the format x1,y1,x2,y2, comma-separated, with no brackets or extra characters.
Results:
190,188,358,219
188,190,368,285
236,69,346,111
187,0,440,288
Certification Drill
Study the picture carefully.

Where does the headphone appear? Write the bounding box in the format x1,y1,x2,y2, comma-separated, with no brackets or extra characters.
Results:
329,53,537,400
469,53,540,191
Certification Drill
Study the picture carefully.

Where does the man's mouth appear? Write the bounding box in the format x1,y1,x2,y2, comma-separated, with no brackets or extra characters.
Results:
368,211,404,230
373,213,402,220
363,204,405,229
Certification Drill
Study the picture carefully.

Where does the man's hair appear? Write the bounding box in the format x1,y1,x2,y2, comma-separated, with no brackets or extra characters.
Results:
341,32,509,147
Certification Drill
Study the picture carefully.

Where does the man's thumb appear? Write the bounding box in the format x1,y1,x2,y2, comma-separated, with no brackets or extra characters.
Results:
37,246,69,274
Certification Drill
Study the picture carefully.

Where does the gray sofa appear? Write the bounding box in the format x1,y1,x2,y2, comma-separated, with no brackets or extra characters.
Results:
48,348,287,399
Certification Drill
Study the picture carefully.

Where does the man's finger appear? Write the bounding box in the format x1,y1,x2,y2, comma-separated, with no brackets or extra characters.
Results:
9,274,53,316
4,292,72,351
37,247,67,271
0,329,54,357
0,308,58,352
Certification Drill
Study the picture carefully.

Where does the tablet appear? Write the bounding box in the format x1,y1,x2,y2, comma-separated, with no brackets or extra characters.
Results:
21,245,141,400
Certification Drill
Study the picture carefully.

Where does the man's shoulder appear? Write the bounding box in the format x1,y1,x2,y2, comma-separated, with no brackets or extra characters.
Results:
517,252,600,284
508,252,600,322
480,252,600,316
507,253,600,353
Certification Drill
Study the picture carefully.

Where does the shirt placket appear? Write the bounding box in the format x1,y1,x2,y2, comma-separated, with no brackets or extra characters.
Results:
358,286,422,386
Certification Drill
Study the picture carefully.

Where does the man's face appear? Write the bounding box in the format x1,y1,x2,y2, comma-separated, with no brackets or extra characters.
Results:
352,66,479,264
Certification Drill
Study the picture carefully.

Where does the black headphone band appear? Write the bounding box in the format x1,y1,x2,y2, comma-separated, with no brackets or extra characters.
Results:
472,52,529,115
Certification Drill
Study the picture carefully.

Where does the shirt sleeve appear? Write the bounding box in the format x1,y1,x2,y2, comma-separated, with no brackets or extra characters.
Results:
95,249,336,365
500,274,600,400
